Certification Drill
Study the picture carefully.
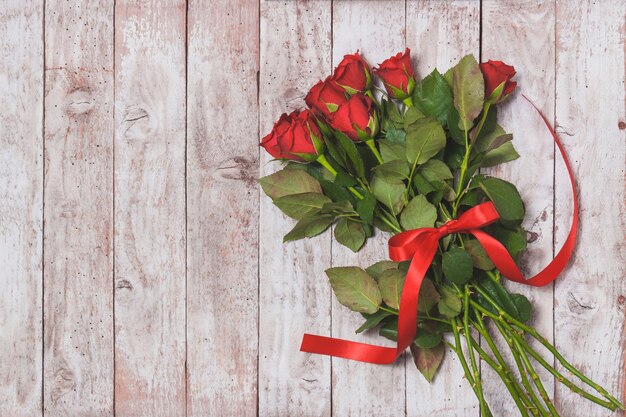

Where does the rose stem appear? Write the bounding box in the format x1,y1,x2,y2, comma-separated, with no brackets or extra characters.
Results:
470,295,622,411
462,286,488,415
364,138,384,164
472,309,541,417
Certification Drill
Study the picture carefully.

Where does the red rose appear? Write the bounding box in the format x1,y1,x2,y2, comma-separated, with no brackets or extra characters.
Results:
333,52,371,94
480,60,517,102
374,48,415,100
260,110,323,162
305,77,348,117
327,93,377,141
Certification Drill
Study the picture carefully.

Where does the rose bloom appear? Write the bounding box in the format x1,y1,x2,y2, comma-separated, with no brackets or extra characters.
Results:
305,77,348,117
327,93,377,141
333,52,371,93
374,48,415,100
260,110,323,161
480,60,517,101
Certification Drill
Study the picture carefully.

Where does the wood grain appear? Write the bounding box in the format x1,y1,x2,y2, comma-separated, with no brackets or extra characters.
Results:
258,1,333,415
330,2,407,416
554,0,625,415
481,1,556,415
405,1,481,415
0,2,43,416
113,1,187,416
186,0,259,416
43,1,114,415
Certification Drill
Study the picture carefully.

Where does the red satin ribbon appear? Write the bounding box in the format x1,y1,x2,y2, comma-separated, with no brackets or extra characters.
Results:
300,95,578,365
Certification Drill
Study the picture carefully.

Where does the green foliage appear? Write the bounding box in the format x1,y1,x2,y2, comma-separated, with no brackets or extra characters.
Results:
400,195,437,230
405,118,447,165
442,247,474,284
326,267,382,314
479,177,525,221
452,54,485,132
334,218,366,252
413,69,454,125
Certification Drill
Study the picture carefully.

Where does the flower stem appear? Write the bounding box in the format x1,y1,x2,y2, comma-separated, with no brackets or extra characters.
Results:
462,287,488,416
365,138,384,164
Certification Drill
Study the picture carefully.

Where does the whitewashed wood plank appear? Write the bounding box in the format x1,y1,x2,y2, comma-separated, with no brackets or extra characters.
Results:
258,1,333,415
43,1,114,415
405,1,481,415
113,2,186,416
186,0,259,416
554,1,625,415
330,2,407,416
481,1,556,415
0,2,43,416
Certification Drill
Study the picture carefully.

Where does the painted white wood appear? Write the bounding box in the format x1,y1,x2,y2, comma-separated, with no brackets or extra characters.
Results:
186,0,259,416
330,2,407,416
258,1,333,416
554,1,625,415
481,1,556,415
405,1,481,415
0,2,43,416
113,1,187,416
43,1,114,415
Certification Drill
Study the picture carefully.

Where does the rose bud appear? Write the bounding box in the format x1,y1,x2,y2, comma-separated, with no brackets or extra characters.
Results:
480,60,517,103
327,93,378,142
305,76,348,117
332,51,372,94
260,110,324,162
374,48,415,100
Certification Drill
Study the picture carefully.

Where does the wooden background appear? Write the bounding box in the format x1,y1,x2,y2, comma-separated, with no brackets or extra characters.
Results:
0,0,624,416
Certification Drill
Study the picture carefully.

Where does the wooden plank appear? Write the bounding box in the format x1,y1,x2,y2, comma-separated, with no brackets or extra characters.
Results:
554,1,625,415
0,2,43,416
113,1,186,416
330,2,407,416
43,1,114,415
405,1,481,415
481,1,556,415
186,0,259,416
258,1,333,415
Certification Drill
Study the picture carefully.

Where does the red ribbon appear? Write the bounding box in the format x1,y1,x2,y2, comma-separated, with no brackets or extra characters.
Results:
300,96,578,365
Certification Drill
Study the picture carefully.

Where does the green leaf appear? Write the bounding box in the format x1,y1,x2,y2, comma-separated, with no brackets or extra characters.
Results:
335,131,365,178
452,54,485,132
438,286,462,318
365,261,398,281
355,193,376,224
320,200,354,215
283,215,334,242
410,342,445,383
477,275,522,321
356,310,393,333
273,192,331,220
373,160,410,181
326,267,382,314
378,268,406,310
371,175,406,215
379,139,406,163
379,320,399,341
418,159,454,183
400,195,437,230
479,177,525,221
413,69,454,125
406,118,446,165
442,247,473,284
411,172,436,195
413,329,443,349
334,218,366,252
385,127,406,144
511,294,532,323
490,225,527,258
473,124,506,153
464,239,495,270
418,278,441,313
482,141,520,167
259,169,322,200
403,106,425,130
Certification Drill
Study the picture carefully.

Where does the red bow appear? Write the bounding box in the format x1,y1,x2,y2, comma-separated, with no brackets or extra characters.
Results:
300,96,578,365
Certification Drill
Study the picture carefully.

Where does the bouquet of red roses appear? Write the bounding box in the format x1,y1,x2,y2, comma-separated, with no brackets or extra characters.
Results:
259,49,623,416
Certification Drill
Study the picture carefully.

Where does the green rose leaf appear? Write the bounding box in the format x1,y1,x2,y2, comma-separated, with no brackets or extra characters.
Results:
401,195,437,230
371,174,406,215
356,310,393,334
320,200,354,215
473,124,506,153
326,267,382,314
379,139,406,163
438,286,462,318
355,193,377,224
463,239,495,270
378,268,406,310
479,177,525,221
490,225,527,258
283,214,334,242
418,278,441,313
404,106,425,130
442,247,473,284
406,118,446,165
482,141,520,167
259,168,322,200
413,328,443,349
418,159,454,183
365,260,399,281
334,218,366,252
413,68,454,125
511,293,533,323
373,159,410,181
410,342,445,383
385,127,406,144
273,192,331,220
452,54,485,132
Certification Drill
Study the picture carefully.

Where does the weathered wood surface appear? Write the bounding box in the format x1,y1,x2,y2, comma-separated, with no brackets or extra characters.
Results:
0,0,623,416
